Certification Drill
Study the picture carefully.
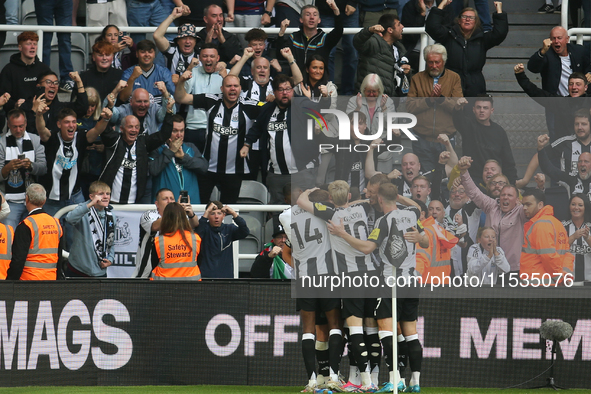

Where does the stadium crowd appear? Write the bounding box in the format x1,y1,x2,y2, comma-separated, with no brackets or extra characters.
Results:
0,0,588,391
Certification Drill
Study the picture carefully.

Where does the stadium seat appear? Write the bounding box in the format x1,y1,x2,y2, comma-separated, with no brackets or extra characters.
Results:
239,215,263,274
21,0,35,25
264,217,275,243
238,180,269,204
237,180,269,225
209,186,220,202
20,0,88,71
0,31,21,67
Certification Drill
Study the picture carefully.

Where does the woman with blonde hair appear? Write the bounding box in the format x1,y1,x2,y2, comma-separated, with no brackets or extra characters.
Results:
151,203,202,280
79,86,108,198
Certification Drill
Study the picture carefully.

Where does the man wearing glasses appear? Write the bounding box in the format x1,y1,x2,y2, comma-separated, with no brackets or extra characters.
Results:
20,71,89,135
241,74,326,204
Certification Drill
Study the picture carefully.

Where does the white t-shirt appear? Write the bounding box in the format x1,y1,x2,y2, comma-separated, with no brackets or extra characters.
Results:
559,55,571,96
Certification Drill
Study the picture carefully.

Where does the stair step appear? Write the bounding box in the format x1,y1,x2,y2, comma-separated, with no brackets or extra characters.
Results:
508,13,561,24
488,46,540,58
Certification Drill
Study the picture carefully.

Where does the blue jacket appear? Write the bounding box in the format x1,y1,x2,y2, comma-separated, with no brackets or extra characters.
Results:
196,215,249,278
149,142,208,202
122,64,176,105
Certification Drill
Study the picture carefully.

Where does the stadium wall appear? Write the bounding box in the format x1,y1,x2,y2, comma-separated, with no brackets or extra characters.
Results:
0,280,589,388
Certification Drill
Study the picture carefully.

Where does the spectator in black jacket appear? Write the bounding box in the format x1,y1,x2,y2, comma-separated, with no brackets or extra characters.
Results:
527,27,591,140
0,32,52,114
401,0,453,72
276,1,343,78
21,71,89,135
317,0,360,95
527,26,591,97
100,113,174,204
75,41,123,103
453,95,517,185
515,63,591,140
426,0,508,98
353,14,407,97
196,4,242,64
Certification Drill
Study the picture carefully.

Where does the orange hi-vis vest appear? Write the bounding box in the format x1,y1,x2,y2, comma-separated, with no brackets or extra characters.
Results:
520,205,574,285
0,224,14,280
21,213,62,280
416,216,458,284
152,230,202,280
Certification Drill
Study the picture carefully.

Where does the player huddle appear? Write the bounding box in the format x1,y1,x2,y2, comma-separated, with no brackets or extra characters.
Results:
280,177,428,393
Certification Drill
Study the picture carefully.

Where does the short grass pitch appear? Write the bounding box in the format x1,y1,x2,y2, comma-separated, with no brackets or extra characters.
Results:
0,387,591,393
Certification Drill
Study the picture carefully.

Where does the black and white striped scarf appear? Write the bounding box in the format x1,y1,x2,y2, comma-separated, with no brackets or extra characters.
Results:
4,132,35,201
88,206,115,261
49,133,79,201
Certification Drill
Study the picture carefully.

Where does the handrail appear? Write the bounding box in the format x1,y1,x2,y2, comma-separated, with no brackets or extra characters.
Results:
562,0,569,30
569,28,591,44
54,203,290,278
564,0,591,43
0,24,429,71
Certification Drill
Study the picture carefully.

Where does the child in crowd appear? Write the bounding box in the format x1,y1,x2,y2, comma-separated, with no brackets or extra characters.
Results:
466,227,510,285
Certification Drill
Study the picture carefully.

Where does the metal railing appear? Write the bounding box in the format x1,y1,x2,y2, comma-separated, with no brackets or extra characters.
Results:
54,203,290,278
0,24,430,71
562,0,591,43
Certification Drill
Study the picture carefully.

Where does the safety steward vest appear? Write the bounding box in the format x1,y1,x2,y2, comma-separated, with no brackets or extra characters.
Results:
0,224,14,279
151,230,202,280
21,213,62,280
520,205,574,285
416,217,458,284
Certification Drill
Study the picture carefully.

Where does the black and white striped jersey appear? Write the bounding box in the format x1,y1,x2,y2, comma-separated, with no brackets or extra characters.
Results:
280,206,335,278
562,219,591,281
192,94,262,174
313,201,377,274
550,135,591,176
240,77,273,102
369,206,422,278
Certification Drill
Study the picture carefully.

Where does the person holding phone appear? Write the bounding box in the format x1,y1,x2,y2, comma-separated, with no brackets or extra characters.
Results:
0,108,47,229
86,0,128,46
149,114,207,202
132,188,199,278
98,25,137,70
150,202,202,280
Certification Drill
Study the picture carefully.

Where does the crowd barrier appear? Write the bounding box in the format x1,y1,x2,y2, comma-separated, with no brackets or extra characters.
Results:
0,24,431,71
54,204,290,278
0,280,589,388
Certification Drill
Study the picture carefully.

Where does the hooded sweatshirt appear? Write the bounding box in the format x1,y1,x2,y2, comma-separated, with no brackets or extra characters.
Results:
0,53,51,112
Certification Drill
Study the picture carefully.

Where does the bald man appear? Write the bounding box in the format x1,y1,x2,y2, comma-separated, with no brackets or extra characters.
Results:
365,152,428,198
527,26,591,139
528,26,591,97
175,73,264,203
108,85,175,135
100,114,175,204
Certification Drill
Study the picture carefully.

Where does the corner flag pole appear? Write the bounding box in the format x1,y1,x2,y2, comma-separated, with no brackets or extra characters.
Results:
392,271,397,385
